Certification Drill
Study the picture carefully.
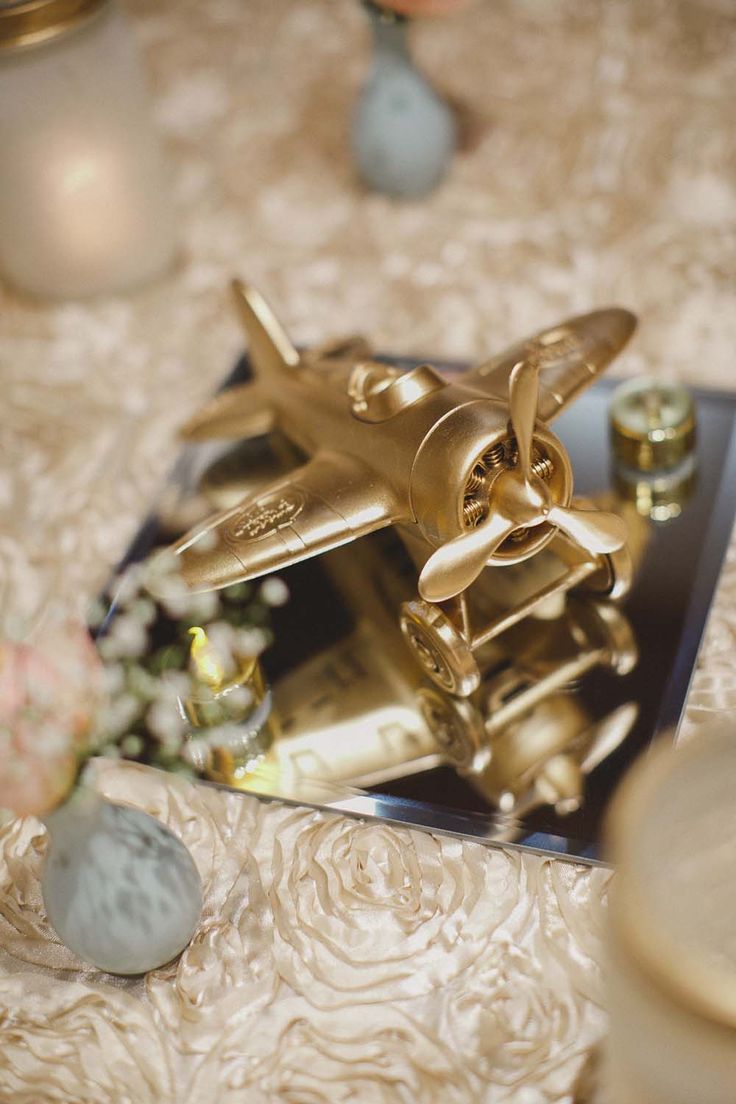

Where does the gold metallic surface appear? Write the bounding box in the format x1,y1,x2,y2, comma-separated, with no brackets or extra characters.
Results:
3,0,736,1094
219,534,639,831
182,627,277,780
399,598,481,697
614,454,697,522
348,361,446,422
471,697,638,818
610,377,696,473
396,517,634,696
0,0,106,49
173,282,634,646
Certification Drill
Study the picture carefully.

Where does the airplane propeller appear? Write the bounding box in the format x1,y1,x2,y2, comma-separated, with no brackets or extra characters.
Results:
418,360,628,604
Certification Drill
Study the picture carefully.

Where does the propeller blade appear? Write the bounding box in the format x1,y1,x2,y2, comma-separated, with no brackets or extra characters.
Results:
418,511,517,603
547,505,627,555
508,360,539,481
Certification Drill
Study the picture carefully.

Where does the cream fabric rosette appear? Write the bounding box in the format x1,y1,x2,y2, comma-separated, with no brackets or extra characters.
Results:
0,975,174,1104
261,808,522,1008
94,761,280,1052
0,762,611,1099
435,939,606,1100
536,857,611,1006
146,850,278,1053
403,858,609,1100
187,999,476,1104
0,815,95,972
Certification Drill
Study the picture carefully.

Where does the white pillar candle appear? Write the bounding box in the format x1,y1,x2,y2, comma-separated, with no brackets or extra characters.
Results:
0,0,176,298
605,727,736,1104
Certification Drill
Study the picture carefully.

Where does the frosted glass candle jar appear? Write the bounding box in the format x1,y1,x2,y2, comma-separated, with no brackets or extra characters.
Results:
0,0,176,298
605,728,736,1104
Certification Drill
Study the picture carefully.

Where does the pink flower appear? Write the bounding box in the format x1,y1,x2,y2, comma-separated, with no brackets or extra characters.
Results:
0,622,103,818
374,0,472,16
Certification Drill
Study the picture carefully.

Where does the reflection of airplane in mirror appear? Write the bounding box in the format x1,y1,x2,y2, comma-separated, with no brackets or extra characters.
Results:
173,280,636,695
202,534,639,838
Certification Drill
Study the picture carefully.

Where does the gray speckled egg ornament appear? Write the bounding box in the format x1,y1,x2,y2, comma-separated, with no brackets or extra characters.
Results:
351,3,457,199
42,786,202,975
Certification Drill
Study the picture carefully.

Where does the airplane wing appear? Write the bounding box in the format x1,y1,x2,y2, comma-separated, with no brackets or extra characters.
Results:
173,453,401,591
460,308,636,423
180,381,276,442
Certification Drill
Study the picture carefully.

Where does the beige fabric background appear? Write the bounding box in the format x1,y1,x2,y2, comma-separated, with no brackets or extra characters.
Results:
1,0,735,1099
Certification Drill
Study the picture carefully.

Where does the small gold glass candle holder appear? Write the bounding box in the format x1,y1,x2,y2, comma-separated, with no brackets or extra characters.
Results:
605,727,736,1104
613,453,697,522
610,378,697,521
610,378,696,473
181,628,277,785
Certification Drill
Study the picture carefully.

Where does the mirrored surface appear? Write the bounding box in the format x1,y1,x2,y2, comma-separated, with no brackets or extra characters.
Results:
108,356,736,862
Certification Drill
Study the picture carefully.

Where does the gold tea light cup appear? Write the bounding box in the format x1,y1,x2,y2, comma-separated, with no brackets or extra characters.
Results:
181,627,277,784
610,378,697,521
604,727,736,1104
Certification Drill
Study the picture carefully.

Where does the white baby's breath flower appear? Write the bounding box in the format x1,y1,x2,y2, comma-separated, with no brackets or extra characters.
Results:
260,577,289,607
223,685,253,713
164,596,194,620
147,700,187,743
129,597,157,628
98,614,149,661
202,621,235,650
86,597,108,629
234,627,268,658
112,565,145,609
183,591,221,623
141,552,192,617
157,669,193,702
102,663,126,697
101,693,142,739
158,726,186,757
126,664,161,704
120,733,144,757
141,548,179,585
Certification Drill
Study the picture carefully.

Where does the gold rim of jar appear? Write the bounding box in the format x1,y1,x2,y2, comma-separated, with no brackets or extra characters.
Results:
606,731,736,1034
0,0,107,51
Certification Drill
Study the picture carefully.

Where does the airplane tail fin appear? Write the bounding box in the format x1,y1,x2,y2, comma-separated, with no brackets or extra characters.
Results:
231,279,300,376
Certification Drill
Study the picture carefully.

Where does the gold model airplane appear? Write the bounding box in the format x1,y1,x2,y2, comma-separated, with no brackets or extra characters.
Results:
174,280,635,642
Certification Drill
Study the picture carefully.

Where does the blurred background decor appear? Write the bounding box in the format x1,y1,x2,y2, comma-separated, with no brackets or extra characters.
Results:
0,557,282,973
2,0,736,1099
351,0,462,198
0,0,176,298
606,727,736,1104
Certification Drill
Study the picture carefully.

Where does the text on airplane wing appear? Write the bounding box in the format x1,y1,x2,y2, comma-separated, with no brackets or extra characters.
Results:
174,453,400,591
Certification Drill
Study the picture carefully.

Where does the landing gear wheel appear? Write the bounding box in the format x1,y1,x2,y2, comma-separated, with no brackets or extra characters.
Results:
400,599,480,697
579,544,633,601
416,687,485,770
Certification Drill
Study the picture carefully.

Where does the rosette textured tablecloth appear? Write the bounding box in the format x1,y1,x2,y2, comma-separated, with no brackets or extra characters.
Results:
1,1,735,1099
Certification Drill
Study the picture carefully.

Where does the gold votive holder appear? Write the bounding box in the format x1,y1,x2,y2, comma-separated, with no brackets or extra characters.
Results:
181,631,277,784
610,377,696,473
613,453,697,522
604,727,736,1104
